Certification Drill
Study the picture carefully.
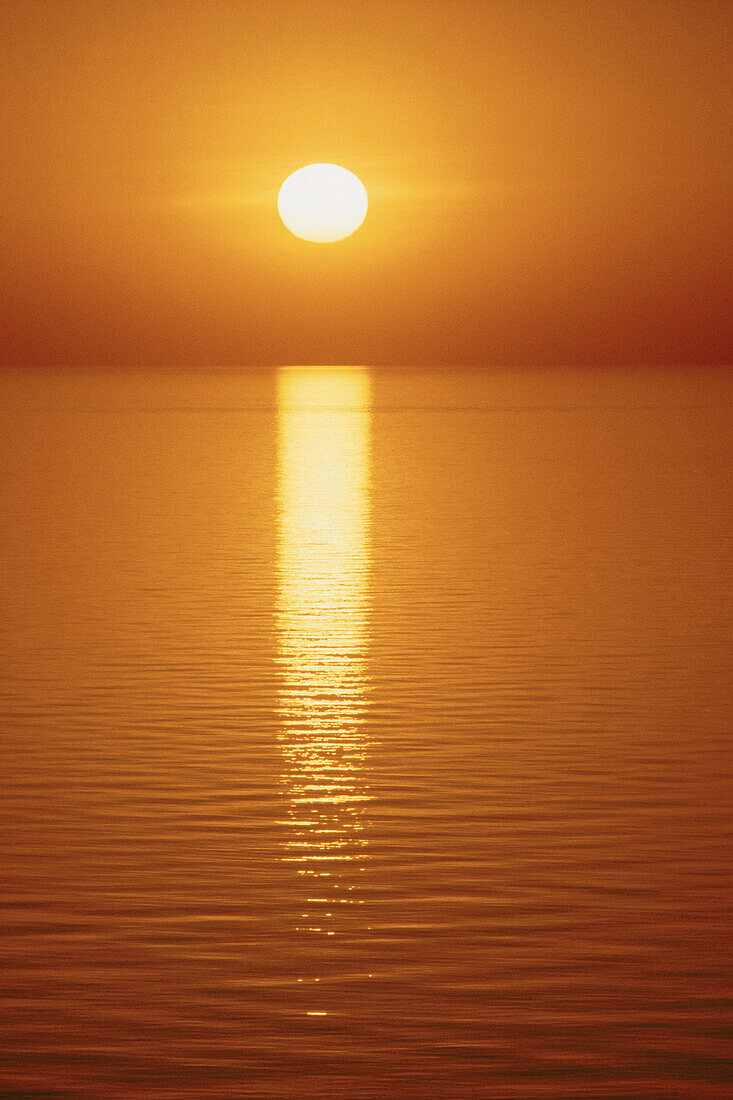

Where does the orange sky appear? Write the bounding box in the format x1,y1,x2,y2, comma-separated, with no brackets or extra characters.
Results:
1,0,730,366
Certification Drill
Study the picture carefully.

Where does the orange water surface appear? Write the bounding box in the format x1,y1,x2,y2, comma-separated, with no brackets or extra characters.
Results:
1,366,731,1097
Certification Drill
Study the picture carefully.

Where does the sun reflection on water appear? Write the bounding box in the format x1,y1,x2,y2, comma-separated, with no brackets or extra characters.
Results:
276,368,372,937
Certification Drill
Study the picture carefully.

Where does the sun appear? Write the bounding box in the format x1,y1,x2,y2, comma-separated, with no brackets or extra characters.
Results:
277,164,368,243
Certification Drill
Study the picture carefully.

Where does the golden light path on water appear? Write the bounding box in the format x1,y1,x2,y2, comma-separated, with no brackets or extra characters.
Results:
276,368,372,941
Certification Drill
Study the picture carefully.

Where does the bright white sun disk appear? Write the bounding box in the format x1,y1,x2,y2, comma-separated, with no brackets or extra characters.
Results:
277,164,368,243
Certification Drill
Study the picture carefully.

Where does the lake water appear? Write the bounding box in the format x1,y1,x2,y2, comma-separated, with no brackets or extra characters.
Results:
1,366,731,1098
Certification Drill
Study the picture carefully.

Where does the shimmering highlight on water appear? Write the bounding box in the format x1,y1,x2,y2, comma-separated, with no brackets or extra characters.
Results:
276,370,372,941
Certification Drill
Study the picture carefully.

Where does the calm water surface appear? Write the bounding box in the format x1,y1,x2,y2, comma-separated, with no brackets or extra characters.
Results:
1,367,731,1098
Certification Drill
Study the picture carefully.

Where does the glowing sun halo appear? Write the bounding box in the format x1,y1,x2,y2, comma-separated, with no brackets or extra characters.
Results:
278,164,368,243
